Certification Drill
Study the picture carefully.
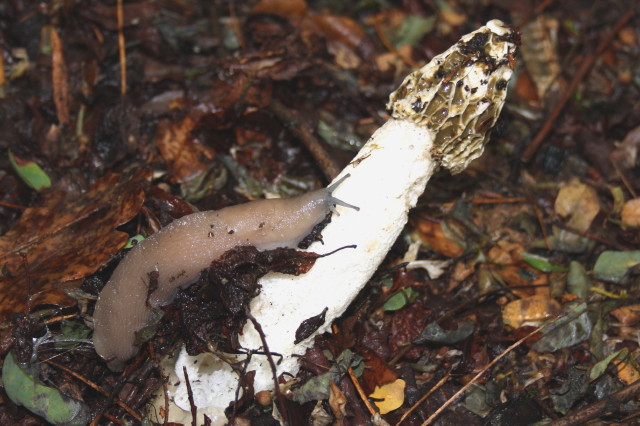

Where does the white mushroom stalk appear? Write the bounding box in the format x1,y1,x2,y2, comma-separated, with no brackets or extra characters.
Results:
160,19,518,422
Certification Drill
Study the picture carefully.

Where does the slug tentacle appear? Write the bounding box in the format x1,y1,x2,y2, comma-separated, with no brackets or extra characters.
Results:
326,173,360,214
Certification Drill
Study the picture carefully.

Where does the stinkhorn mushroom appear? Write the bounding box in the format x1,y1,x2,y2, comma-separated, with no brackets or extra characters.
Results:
152,19,519,421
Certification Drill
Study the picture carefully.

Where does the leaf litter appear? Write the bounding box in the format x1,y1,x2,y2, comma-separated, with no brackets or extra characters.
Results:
0,0,640,425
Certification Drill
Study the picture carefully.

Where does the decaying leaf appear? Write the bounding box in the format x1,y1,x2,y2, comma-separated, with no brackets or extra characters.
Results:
369,379,406,415
502,295,561,329
154,114,216,184
291,349,361,404
533,302,592,353
0,169,149,321
413,320,475,345
554,179,600,232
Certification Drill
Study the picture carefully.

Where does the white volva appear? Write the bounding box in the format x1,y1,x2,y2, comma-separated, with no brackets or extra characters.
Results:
152,19,518,423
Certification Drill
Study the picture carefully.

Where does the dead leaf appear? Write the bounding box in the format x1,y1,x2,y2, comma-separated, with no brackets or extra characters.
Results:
359,347,398,395
555,179,600,232
369,379,405,415
154,115,216,183
328,381,347,426
251,0,307,20
621,198,640,227
610,304,640,325
612,358,640,385
0,169,150,321
502,295,561,329
411,218,465,258
610,124,640,171
49,27,71,126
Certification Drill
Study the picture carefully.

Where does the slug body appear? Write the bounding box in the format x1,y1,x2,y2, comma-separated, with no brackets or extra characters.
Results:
93,177,355,371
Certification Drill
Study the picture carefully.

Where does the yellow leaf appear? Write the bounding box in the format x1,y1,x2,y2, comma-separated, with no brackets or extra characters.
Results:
369,379,406,415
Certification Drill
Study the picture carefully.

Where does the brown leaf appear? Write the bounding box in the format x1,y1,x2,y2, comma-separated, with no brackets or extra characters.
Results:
50,27,71,126
154,115,216,183
621,198,640,227
359,346,398,394
411,218,465,258
251,0,307,20
502,295,561,329
554,179,600,232
328,381,347,425
0,169,150,321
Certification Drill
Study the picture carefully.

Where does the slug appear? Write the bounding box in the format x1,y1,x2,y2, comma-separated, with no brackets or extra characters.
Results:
92,174,358,371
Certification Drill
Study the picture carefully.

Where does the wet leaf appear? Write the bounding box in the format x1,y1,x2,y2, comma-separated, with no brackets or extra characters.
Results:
291,349,361,404
0,169,149,321
413,320,474,345
369,379,405,415
383,287,418,311
295,307,328,344
533,302,592,353
550,367,588,415
590,348,626,380
2,351,90,425
8,150,52,191
593,250,640,283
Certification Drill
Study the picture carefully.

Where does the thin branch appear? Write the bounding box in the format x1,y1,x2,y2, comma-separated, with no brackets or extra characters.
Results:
421,302,587,425
116,0,127,95
396,371,451,426
347,366,377,417
268,99,341,181
245,308,290,425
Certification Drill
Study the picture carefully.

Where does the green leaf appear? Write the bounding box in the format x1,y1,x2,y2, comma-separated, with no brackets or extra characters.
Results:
2,351,90,425
383,287,418,311
8,149,52,191
124,234,145,249
522,252,567,272
593,250,640,283
56,320,92,350
590,348,627,381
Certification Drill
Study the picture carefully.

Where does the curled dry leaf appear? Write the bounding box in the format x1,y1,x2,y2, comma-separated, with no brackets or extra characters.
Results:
554,179,600,232
0,169,149,321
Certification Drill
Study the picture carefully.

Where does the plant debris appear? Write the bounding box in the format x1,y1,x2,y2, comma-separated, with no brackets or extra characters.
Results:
1,1,640,425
